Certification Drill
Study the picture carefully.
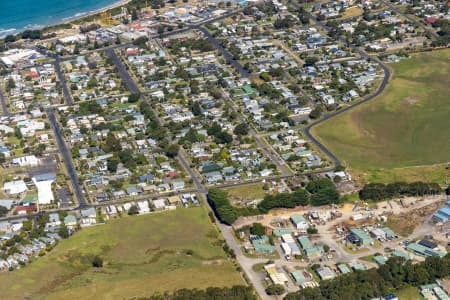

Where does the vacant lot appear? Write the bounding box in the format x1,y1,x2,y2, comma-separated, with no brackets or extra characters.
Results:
312,49,450,183
225,183,267,205
0,208,243,300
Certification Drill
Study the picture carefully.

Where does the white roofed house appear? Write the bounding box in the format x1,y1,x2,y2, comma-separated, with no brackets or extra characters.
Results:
137,200,150,214
46,213,61,229
80,207,97,226
32,173,56,205
12,155,39,167
172,181,185,191
3,180,28,195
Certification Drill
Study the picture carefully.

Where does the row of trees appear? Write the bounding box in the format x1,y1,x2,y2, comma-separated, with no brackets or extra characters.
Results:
285,255,450,300
359,182,442,201
305,178,340,206
138,286,256,300
207,189,258,225
257,190,309,213
208,178,340,225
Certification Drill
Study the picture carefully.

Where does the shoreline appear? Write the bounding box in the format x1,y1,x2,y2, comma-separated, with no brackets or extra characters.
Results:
60,0,131,24
0,0,131,38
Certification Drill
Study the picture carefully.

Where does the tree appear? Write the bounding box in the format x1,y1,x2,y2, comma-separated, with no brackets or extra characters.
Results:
305,56,319,66
191,101,202,116
309,106,323,119
104,133,121,153
128,205,139,215
128,93,140,103
91,255,103,268
22,220,32,231
107,158,119,173
165,144,179,158
250,223,266,236
306,178,335,194
131,9,138,21
265,284,285,295
310,187,340,206
58,224,70,239
6,78,16,91
307,227,318,234
139,286,256,299
0,205,7,217
234,123,249,136
86,77,98,89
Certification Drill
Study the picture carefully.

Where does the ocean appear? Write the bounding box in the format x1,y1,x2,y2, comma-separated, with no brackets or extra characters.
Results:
0,0,121,38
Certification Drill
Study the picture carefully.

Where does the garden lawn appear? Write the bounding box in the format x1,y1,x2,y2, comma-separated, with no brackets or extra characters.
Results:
0,207,243,300
312,49,450,183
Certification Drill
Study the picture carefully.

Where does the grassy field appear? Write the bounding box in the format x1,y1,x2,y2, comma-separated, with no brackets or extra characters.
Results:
312,49,450,183
385,214,419,237
397,285,423,300
224,183,267,201
0,208,243,300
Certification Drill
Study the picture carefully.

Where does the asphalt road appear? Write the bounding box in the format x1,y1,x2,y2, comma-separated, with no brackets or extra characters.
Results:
301,56,391,167
0,85,9,116
54,56,73,105
287,0,392,167
47,109,87,208
105,48,141,95
198,27,250,78
11,7,394,300
381,1,439,40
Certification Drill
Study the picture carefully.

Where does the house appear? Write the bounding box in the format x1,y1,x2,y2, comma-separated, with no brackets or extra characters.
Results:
152,199,167,210
106,205,118,216
12,155,39,167
0,147,11,158
260,169,273,177
137,200,150,214
204,171,223,184
316,267,336,280
3,180,28,195
172,181,185,190
64,215,77,228
126,185,141,196
80,208,97,226
46,213,61,228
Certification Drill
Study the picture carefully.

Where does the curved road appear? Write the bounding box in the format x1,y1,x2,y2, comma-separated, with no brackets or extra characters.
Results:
301,57,391,167
286,0,392,167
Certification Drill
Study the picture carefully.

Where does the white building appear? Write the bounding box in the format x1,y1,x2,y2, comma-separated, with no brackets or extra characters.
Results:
32,173,56,205
12,155,39,167
3,180,28,195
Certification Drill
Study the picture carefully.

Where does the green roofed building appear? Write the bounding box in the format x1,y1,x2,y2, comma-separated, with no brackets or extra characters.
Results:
254,243,276,253
252,236,276,254
407,243,447,258
374,255,388,265
291,270,309,285
382,227,397,239
297,236,323,259
273,228,293,237
242,85,255,95
304,246,323,259
291,214,309,233
393,250,411,260
347,228,373,246
337,264,352,274
351,263,367,271
297,236,313,249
